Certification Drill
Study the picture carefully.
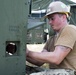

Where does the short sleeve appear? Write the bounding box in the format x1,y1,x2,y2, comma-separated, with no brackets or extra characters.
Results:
55,25,76,49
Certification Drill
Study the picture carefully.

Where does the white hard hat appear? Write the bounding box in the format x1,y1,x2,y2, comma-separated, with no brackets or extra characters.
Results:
45,1,70,18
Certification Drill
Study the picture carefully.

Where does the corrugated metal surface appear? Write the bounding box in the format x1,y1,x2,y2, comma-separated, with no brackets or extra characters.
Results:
32,0,75,10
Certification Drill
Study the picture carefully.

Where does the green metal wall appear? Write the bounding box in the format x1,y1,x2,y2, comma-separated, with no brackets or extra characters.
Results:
0,0,29,75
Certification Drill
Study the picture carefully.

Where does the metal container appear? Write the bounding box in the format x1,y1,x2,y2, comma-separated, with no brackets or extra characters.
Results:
0,0,29,75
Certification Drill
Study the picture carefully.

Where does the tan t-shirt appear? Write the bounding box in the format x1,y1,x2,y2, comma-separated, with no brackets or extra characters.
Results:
44,25,76,70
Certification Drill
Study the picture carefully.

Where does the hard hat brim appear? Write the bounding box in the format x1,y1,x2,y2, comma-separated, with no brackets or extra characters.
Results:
44,11,71,18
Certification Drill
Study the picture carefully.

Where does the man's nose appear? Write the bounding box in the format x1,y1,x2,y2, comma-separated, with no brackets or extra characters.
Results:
49,20,52,25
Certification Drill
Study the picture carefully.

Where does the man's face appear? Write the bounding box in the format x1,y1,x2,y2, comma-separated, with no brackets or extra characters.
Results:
48,13,64,31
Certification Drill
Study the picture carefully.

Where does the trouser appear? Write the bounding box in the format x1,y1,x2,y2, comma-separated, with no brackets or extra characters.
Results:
26,65,45,75
26,65,76,75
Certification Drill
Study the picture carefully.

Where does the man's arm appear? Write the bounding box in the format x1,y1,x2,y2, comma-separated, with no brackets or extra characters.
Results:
26,49,47,66
27,45,71,65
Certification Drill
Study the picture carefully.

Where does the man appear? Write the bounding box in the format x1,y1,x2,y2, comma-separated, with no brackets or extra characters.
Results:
26,1,76,70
